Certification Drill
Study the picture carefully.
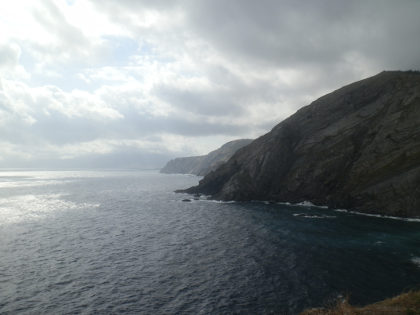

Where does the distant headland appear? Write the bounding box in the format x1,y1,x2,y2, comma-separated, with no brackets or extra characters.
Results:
160,139,253,176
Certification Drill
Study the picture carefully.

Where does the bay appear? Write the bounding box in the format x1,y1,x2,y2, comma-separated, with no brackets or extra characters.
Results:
0,170,419,314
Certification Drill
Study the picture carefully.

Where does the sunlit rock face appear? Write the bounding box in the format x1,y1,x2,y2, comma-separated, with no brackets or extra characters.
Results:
160,139,253,176
183,71,420,217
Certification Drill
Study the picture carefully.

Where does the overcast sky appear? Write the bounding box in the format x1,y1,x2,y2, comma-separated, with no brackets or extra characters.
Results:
0,0,419,168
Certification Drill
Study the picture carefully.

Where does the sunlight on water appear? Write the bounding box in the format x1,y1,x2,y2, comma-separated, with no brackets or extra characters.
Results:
0,170,131,225
0,193,100,225
0,180,66,188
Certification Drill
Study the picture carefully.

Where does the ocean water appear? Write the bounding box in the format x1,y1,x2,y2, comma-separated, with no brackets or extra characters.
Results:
0,170,419,314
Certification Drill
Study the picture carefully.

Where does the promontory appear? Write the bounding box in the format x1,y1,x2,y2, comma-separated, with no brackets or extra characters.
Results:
181,71,420,217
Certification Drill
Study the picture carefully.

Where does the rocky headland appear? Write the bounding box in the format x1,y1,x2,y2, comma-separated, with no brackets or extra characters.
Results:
181,71,420,217
160,139,253,176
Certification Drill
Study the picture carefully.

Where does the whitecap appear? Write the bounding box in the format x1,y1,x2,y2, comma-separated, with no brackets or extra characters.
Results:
285,202,420,222
342,210,420,222
180,194,420,222
296,201,315,207
193,199,237,204
293,213,335,219
411,257,420,267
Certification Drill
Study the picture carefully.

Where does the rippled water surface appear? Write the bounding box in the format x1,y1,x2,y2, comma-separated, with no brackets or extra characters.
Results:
0,170,419,314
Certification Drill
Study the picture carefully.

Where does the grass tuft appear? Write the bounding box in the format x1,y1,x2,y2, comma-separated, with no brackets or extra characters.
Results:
300,290,420,315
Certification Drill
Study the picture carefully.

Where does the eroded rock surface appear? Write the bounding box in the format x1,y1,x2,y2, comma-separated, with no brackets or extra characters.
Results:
182,71,420,217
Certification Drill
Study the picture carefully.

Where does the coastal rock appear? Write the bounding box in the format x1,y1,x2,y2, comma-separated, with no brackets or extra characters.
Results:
182,71,420,217
160,139,253,176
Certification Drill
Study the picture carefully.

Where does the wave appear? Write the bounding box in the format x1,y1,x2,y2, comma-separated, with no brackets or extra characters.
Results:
184,199,237,204
293,213,336,219
178,195,420,222
411,257,420,267
275,200,420,222
333,209,420,222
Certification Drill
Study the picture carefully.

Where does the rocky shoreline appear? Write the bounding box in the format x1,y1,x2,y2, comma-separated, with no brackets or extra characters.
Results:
180,71,420,217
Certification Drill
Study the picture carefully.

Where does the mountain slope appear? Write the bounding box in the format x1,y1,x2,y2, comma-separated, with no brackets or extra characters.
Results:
182,71,420,217
160,139,253,176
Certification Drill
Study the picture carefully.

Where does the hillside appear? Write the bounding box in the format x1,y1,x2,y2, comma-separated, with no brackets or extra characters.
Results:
300,290,420,314
160,139,253,176
181,71,420,217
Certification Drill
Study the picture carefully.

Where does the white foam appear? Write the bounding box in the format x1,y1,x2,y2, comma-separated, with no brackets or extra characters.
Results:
282,202,420,222
279,200,328,209
277,201,292,205
296,201,315,207
181,194,420,222
277,201,420,222
281,201,420,222
411,257,420,267
188,198,237,204
338,209,420,222
293,213,336,219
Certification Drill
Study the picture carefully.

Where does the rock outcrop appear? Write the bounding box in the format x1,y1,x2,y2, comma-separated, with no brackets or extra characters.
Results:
160,139,253,176
182,71,420,217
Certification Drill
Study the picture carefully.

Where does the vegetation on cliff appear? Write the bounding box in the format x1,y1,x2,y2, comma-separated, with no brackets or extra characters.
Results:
300,290,420,314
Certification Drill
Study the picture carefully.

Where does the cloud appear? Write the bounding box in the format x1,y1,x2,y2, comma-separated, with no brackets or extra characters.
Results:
0,0,419,168
0,43,21,69
186,0,420,70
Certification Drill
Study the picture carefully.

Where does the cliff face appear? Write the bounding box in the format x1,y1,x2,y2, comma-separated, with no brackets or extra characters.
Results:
160,139,253,176
160,156,205,175
183,71,420,217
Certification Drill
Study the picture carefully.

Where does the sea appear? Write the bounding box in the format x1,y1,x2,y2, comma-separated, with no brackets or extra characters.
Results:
0,170,419,314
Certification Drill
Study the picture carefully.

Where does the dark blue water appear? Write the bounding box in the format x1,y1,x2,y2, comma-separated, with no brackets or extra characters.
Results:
0,170,419,314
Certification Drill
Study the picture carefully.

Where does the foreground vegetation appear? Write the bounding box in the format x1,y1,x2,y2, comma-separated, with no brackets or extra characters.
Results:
300,290,420,314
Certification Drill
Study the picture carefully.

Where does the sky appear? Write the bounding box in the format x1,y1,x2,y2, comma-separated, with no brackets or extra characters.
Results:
0,0,419,169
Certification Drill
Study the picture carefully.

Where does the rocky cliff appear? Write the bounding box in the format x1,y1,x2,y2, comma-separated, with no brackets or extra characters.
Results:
182,71,420,217
160,139,253,176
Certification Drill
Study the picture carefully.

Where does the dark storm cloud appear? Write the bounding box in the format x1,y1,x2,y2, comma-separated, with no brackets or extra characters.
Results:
154,84,245,117
186,0,420,70
98,0,420,70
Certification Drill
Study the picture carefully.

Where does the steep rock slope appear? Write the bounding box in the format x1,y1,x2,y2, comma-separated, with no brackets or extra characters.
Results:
160,156,205,175
183,71,420,217
160,139,253,176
